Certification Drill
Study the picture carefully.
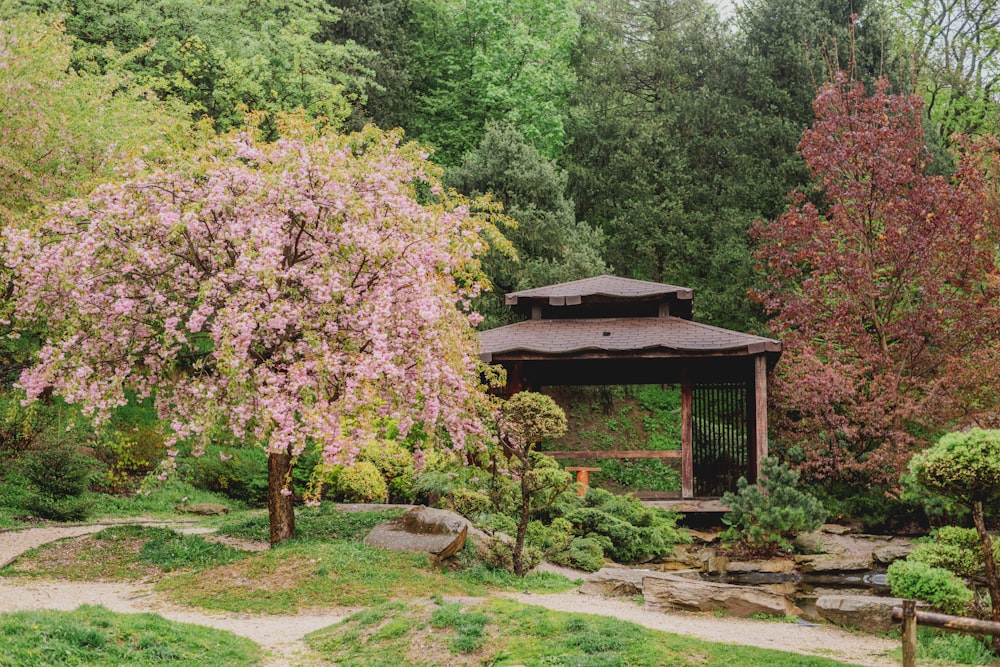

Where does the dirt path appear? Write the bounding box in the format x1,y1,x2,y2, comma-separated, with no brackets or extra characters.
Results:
0,524,899,666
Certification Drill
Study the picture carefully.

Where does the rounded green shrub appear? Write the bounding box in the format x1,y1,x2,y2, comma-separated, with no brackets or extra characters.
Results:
448,488,492,519
888,559,974,615
337,461,388,503
910,526,1000,580
359,440,415,503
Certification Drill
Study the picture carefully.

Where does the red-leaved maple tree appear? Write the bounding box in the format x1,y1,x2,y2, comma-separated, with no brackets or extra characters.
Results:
754,74,1000,487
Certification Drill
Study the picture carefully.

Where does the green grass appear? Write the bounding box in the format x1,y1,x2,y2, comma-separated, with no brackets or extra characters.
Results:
90,481,244,519
306,597,864,666
157,538,577,614
0,604,261,666
215,504,404,542
2,525,251,580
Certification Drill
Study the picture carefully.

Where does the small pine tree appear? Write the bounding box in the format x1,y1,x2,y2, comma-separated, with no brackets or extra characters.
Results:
721,457,827,557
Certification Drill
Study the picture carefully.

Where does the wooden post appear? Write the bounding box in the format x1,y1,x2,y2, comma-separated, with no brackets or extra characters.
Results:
753,355,768,480
902,599,917,667
681,368,694,499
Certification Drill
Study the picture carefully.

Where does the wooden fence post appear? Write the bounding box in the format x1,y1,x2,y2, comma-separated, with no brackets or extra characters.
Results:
902,599,917,667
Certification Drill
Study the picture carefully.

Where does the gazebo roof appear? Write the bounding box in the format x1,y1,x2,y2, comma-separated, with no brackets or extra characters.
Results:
505,275,693,306
479,316,781,363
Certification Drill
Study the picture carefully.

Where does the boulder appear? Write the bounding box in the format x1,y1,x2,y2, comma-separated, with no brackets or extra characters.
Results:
725,559,797,574
792,531,829,555
872,544,913,566
643,574,800,618
795,554,872,573
580,568,700,597
821,524,854,535
815,595,909,633
364,506,468,559
176,502,228,515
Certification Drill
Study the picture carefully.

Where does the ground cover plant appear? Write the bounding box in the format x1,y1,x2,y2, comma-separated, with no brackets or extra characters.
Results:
0,604,261,666
306,597,863,666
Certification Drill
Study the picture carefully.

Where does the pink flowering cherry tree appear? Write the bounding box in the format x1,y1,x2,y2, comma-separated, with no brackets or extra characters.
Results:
6,121,498,544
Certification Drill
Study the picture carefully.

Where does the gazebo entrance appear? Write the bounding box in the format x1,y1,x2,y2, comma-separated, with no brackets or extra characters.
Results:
478,276,781,501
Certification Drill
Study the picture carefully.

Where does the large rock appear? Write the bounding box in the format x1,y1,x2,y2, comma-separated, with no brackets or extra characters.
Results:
580,568,700,597
815,595,909,633
364,506,468,559
872,544,913,566
795,554,872,573
643,574,800,618
725,559,797,574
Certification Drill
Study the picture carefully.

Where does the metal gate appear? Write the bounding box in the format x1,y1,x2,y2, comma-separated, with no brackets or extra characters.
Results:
692,381,750,496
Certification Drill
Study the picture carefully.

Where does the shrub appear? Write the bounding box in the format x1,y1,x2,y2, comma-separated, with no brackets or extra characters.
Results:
561,537,606,572
337,461,388,503
888,559,974,615
21,444,95,521
910,526,1000,580
448,488,493,519
358,440,415,503
563,488,687,563
721,457,826,557
183,447,269,505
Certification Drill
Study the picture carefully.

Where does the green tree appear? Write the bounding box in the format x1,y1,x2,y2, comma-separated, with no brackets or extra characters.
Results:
7,0,375,136
496,392,570,576
447,122,607,326
405,0,578,164
566,0,798,330
910,429,1000,641
0,14,193,224
892,0,1000,142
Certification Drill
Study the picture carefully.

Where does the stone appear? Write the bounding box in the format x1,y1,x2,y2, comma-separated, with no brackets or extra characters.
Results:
580,567,700,597
725,559,797,574
872,544,913,566
815,594,910,633
643,574,800,618
792,531,828,555
821,524,854,535
176,502,228,515
795,554,872,573
364,506,469,559
687,529,721,544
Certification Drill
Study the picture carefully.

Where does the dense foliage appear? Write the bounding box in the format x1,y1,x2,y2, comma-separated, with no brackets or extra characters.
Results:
909,429,1000,636
7,120,496,542
755,76,1000,487
721,457,827,557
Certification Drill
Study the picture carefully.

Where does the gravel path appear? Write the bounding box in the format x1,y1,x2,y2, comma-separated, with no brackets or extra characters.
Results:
0,524,900,667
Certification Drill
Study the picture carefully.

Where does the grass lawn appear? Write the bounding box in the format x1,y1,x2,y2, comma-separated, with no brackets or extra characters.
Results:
307,597,861,666
0,605,261,666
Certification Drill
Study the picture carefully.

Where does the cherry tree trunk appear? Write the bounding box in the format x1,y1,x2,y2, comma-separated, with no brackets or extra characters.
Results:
267,451,296,545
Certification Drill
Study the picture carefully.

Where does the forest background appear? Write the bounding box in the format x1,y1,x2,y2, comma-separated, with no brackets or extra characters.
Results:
4,0,1000,528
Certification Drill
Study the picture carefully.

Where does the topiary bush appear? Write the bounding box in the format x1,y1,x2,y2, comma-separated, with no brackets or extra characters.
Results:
910,526,1000,580
721,456,827,557
888,559,974,615
337,461,389,503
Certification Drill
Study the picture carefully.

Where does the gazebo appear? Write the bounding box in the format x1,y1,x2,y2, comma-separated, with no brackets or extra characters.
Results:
478,275,781,502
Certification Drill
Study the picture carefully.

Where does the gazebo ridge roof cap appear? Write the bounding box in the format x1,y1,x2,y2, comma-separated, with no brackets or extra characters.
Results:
505,275,693,306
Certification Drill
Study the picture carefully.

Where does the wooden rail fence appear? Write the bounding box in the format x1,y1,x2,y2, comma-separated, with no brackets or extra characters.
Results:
893,601,1000,667
545,450,682,499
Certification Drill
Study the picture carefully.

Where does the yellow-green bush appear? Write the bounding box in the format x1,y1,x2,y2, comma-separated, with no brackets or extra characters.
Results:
358,440,415,502
337,461,389,503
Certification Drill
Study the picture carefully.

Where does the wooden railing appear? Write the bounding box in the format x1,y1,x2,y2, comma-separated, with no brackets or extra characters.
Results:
893,601,1000,667
544,450,682,500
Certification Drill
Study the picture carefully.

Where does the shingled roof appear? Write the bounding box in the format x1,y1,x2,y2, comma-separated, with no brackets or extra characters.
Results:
505,275,693,306
479,316,781,362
